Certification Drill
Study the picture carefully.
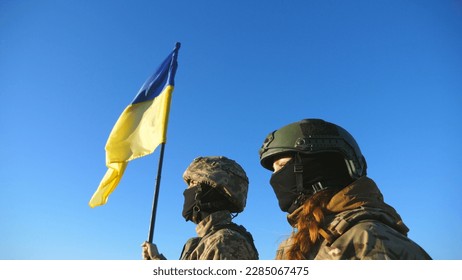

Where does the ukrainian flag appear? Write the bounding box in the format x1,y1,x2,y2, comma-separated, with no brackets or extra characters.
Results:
89,43,180,208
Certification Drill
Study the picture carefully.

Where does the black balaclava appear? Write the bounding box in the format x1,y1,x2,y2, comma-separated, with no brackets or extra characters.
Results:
182,184,231,223
270,152,353,213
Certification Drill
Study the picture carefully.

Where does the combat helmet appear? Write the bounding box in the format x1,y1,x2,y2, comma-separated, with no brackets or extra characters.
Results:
183,156,249,213
259,119,367,179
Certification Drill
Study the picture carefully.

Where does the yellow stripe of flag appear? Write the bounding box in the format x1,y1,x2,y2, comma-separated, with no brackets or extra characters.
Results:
89,43,180,208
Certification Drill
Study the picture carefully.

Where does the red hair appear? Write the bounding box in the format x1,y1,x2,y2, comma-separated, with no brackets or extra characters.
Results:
286,189,336,259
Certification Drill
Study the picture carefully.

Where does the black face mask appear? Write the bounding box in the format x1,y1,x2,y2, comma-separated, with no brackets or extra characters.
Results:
270,159,304,213
182,187,198,222
182,185,231,222
270,153,353,213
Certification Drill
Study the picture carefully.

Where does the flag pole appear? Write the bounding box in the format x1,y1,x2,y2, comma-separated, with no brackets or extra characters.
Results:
146,42,180,243
148,142,166,243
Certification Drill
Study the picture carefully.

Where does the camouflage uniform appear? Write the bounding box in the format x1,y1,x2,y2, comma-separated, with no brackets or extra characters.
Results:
145,156,259,260
276,176,431,260
180,210,259,260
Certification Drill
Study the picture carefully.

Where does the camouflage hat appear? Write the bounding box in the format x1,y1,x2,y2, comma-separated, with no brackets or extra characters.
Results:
183,156,249,213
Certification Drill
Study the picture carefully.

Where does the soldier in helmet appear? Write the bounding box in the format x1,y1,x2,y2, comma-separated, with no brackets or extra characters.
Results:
259,119,431,260
142,156,259,260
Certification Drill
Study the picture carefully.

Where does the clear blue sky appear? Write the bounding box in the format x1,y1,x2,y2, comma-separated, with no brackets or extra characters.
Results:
1,0,461,260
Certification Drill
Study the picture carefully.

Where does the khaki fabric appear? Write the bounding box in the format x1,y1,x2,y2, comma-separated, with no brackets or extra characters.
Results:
277,177,431,260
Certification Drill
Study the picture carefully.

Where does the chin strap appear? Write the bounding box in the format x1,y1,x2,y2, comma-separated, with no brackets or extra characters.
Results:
191,185,231,223
192,185,204,223
294,153,304,194
288,153,328,213
289,154,307,213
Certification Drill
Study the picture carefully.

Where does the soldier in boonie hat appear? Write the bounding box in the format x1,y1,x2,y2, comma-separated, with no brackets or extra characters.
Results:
142,156,258,260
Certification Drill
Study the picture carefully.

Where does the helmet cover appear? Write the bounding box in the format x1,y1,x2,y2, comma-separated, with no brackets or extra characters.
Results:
183,156,249,212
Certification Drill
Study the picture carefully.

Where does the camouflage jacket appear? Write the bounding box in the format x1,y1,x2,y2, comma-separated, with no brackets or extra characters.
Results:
276,176,431,260
180,210,259,260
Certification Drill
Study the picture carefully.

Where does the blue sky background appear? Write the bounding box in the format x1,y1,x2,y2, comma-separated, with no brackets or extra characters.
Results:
1,0,461,260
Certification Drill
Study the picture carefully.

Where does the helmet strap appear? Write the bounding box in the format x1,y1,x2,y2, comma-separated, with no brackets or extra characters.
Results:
344,158,358,179
191,185,231,223
292,153,327,209
289,153,309,213
192,185,204,223
294,153,305,194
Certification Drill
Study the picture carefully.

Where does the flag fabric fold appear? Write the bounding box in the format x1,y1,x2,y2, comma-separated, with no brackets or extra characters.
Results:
89,43,180,208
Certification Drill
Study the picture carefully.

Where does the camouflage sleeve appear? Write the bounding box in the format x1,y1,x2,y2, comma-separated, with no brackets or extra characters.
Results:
315,221,431,260
199,228,258,260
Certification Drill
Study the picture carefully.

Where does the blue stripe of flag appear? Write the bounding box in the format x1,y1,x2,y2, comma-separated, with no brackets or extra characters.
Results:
131,43,180,105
